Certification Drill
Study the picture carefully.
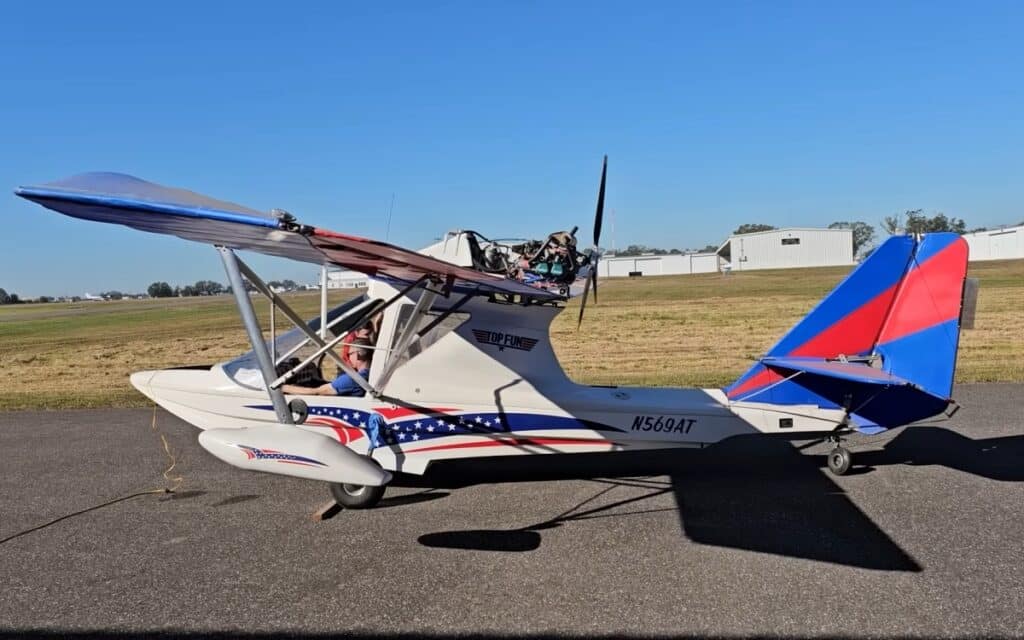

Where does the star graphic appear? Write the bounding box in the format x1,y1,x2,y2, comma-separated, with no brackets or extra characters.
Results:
414,421,422,429
412,433,420,441
493,416,502,424
475,416,482,424
343,414,349,421
484,420,491,427
427,425,435,432
398,433,407,440
448,424,456,431
359,421,366,428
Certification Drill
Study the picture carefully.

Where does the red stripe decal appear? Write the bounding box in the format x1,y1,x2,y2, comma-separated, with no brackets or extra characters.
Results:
403,437,613,454
877,240,968,344
305,417,364,444
727,367,785,399
789,282,900,358
373,407,457,420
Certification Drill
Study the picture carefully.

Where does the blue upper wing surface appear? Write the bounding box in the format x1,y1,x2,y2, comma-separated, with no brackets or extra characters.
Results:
14,172,560,300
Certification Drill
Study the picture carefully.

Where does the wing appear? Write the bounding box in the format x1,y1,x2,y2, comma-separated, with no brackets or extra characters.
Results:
15,172,559,300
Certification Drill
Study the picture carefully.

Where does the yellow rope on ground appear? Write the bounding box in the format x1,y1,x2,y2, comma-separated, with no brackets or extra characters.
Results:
0,405,187,546
150,405,184,493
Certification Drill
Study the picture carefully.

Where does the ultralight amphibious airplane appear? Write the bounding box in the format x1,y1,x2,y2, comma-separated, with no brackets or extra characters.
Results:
15,159,970,508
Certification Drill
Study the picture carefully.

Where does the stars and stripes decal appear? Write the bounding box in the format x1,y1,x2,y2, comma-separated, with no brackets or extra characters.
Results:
236,445,326,467
246,404,623,453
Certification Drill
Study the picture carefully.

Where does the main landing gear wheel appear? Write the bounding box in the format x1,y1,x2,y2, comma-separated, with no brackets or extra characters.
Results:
330,482,386,509
827,446,853,476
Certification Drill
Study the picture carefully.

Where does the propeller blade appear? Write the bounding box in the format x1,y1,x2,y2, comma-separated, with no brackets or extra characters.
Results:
577,269,593,329
591,266,598,305
593,155,607,247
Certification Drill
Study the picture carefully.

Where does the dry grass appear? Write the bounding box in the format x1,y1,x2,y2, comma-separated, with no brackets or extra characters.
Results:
1,260,1021,409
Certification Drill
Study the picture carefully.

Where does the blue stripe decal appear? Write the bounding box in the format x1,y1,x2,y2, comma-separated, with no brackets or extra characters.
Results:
15,188,279,229
876,319,961,399
912,232,961,267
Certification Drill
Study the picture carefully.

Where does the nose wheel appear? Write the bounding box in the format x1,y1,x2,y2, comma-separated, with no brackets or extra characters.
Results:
827,445,853,476
330,481,386,509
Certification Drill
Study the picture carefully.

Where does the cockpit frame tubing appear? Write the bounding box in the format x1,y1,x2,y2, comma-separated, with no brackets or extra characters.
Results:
233,257,429,395
374,285,439,392
234,257,425,397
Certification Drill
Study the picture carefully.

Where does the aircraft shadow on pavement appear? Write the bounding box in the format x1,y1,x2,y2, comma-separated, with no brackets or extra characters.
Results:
850,426,1024,482
404,440,922,570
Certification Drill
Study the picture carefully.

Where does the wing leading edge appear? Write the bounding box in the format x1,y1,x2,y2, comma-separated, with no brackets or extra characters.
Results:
15,172,559,300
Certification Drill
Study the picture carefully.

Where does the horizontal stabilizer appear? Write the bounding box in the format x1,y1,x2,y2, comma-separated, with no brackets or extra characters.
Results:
759,357,950,432
760,357,914,387
198,425,391,486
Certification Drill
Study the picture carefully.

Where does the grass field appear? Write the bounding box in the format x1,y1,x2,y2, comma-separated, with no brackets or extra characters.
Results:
1,259,1022,410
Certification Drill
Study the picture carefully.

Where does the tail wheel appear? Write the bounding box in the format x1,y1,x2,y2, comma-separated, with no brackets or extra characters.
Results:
827,446,853,476
330,482,386,509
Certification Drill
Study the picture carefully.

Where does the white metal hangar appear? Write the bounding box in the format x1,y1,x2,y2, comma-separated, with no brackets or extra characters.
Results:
597,252,723,278
962,224,1024,261
716,227,854,271
322,269,368,289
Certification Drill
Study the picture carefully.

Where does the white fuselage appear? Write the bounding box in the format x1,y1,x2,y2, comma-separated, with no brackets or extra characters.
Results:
131,280,845,475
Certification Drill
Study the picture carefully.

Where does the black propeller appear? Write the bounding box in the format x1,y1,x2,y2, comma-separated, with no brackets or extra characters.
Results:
577,155,606,329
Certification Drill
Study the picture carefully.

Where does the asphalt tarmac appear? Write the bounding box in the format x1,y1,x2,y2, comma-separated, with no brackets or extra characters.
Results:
1,384,1022,639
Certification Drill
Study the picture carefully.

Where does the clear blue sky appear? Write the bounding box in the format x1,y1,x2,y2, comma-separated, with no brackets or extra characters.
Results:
2,1,1022,297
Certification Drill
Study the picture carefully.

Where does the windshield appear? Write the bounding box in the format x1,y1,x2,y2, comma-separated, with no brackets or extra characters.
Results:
224,294,370,389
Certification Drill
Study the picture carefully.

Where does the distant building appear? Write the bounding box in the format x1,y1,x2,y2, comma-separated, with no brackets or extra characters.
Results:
716,227,854,271
962,224,1024,261
598,252,724,278
322,269,368,289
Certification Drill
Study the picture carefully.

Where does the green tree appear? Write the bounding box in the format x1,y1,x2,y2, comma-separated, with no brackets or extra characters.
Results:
0,288,8,304
733,223,776,235
148,281,174,298
882,209,967,235
829,221,876,257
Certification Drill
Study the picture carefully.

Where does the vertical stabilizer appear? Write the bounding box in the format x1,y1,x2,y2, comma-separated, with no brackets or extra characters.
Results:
725,233,969,429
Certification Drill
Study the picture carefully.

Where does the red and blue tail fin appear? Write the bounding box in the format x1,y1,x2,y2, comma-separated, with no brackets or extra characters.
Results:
726,233,969,432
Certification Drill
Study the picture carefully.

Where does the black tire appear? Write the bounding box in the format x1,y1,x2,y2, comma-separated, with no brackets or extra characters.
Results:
288,398,309,424
827,446,853,476
330,482,386,509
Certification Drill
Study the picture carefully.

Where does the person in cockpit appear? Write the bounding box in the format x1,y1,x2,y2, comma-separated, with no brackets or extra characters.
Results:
282,339,372,396
340,312,382,369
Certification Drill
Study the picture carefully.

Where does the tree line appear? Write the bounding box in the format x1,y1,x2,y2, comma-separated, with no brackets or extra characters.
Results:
0,278,306,305
146,278,302,298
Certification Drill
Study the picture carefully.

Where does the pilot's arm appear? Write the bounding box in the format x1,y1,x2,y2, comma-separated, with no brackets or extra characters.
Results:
281,382,337,396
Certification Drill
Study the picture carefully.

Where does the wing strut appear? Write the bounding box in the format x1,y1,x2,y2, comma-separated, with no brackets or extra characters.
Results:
218,246,294,425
